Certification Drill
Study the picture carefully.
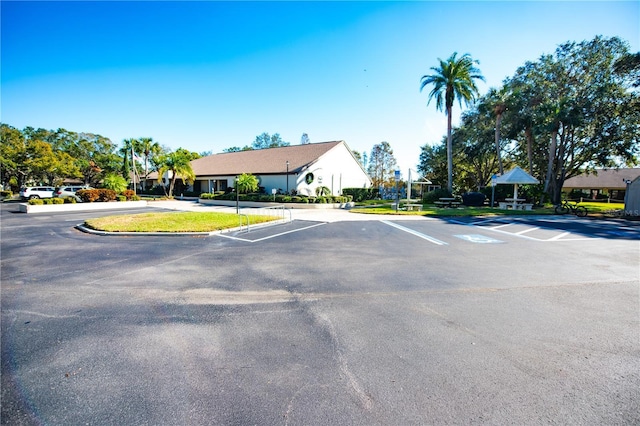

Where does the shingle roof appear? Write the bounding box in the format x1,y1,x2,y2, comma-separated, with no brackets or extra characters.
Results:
564,168,640,189
190,141,344,176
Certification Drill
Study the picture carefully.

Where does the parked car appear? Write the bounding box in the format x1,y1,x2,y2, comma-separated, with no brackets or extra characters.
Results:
19,186,55,200
54,185,92,201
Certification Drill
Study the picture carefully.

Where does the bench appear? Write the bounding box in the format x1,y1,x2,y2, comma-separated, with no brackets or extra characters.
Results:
404,203,423,211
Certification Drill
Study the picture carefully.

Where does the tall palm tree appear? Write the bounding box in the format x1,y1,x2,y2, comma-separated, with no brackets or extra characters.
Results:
420,52,484,192
119,138,138,185
136,137,160,191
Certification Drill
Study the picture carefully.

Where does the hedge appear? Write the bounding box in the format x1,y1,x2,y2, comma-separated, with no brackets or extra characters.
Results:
200,192,351,204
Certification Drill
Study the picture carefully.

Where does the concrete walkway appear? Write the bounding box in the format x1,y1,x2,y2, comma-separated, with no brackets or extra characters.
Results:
148,199,431,222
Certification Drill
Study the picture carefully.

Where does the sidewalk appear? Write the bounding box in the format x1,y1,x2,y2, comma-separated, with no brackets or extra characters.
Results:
148,199,431,222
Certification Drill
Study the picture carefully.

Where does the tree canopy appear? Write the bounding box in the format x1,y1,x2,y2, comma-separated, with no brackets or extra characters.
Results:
252,132,290,150
367,141,397,188
419,36,639,203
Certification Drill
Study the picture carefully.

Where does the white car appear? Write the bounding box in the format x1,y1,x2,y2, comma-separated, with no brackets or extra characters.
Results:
19,186,55,200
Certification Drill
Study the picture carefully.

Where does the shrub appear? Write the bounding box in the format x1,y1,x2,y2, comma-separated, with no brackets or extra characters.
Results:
28,199,44,205
63,196,77,204
423,188,452,204
77,189,99,202
98,189,117,202
461,192,486,206
150,185,166,195
315,186,331,196
131,195,141,201
0,190,12,198
122,189,135,200
76,189,116,202
343,188,379,202
52,197,65,204
116,195,127,202
102,174,129,193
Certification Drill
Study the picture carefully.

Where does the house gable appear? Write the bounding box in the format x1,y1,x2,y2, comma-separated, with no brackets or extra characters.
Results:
191,141,371,195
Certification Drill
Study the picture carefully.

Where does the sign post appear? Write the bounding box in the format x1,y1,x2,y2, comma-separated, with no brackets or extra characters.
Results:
491,174,497,208
395,170,401,212
235,177,239,214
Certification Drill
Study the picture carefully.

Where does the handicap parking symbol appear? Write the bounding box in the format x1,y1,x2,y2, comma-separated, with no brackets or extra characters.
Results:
454,234,503,244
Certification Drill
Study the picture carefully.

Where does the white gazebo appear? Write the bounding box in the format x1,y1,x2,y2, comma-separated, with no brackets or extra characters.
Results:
494,166,539,209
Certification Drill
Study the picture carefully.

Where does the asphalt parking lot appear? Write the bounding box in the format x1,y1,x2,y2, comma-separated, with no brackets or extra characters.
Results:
2,201,639,425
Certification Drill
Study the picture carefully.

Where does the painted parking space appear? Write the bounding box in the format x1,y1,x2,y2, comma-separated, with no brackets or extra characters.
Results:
218,220,326,242
448,216,640,242
213,213,640,246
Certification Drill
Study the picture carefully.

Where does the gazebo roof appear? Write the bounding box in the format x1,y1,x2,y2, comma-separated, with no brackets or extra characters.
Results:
495,166,539,185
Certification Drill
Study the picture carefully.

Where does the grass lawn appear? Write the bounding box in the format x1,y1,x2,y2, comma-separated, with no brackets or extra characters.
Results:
82,201,629,232
351,201,626,217
84,211,281,233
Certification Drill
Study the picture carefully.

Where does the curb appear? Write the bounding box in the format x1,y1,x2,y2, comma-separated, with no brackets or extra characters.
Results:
74,217,293,237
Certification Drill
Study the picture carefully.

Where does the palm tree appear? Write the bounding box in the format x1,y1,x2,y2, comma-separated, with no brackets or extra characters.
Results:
420,52,484,192
157,148,197,197
136,137,160,191
119,138,138,186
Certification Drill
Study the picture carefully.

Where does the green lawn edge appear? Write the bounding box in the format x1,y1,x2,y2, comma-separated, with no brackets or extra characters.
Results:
84,211,281,233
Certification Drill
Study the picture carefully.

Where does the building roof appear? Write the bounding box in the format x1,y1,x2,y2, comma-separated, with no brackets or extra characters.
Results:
563,168,640,189
190,141,345,176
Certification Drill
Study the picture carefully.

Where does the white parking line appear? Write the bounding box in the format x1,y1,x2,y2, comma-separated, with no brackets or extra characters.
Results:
490,223,513,229
380,220,447,245
451,218,592,242
515,227,539,235
548,232,571,241
218,222,326,242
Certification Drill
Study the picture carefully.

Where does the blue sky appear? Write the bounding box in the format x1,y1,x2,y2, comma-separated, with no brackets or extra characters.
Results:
2,1,638,176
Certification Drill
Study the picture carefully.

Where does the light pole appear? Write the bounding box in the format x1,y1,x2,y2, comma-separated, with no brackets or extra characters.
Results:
286,161,289,194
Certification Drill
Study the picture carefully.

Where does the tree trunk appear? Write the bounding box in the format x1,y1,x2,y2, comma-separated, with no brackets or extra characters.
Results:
495,113,504,175
544,128,558,202
525,127,534,175
446,106,453,193
168,175,176,198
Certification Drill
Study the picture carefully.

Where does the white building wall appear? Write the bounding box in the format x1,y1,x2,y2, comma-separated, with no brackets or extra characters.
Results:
624,176,640,216
296,143,371,196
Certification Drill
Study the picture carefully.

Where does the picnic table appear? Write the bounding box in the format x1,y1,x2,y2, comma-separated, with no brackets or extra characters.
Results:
434,197,461,208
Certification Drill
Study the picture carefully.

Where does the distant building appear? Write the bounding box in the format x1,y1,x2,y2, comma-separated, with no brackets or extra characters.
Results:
190,141,371,195
563,168,640,200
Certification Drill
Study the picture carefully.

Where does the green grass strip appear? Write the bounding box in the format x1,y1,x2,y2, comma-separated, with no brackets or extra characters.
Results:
84,211,280,233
